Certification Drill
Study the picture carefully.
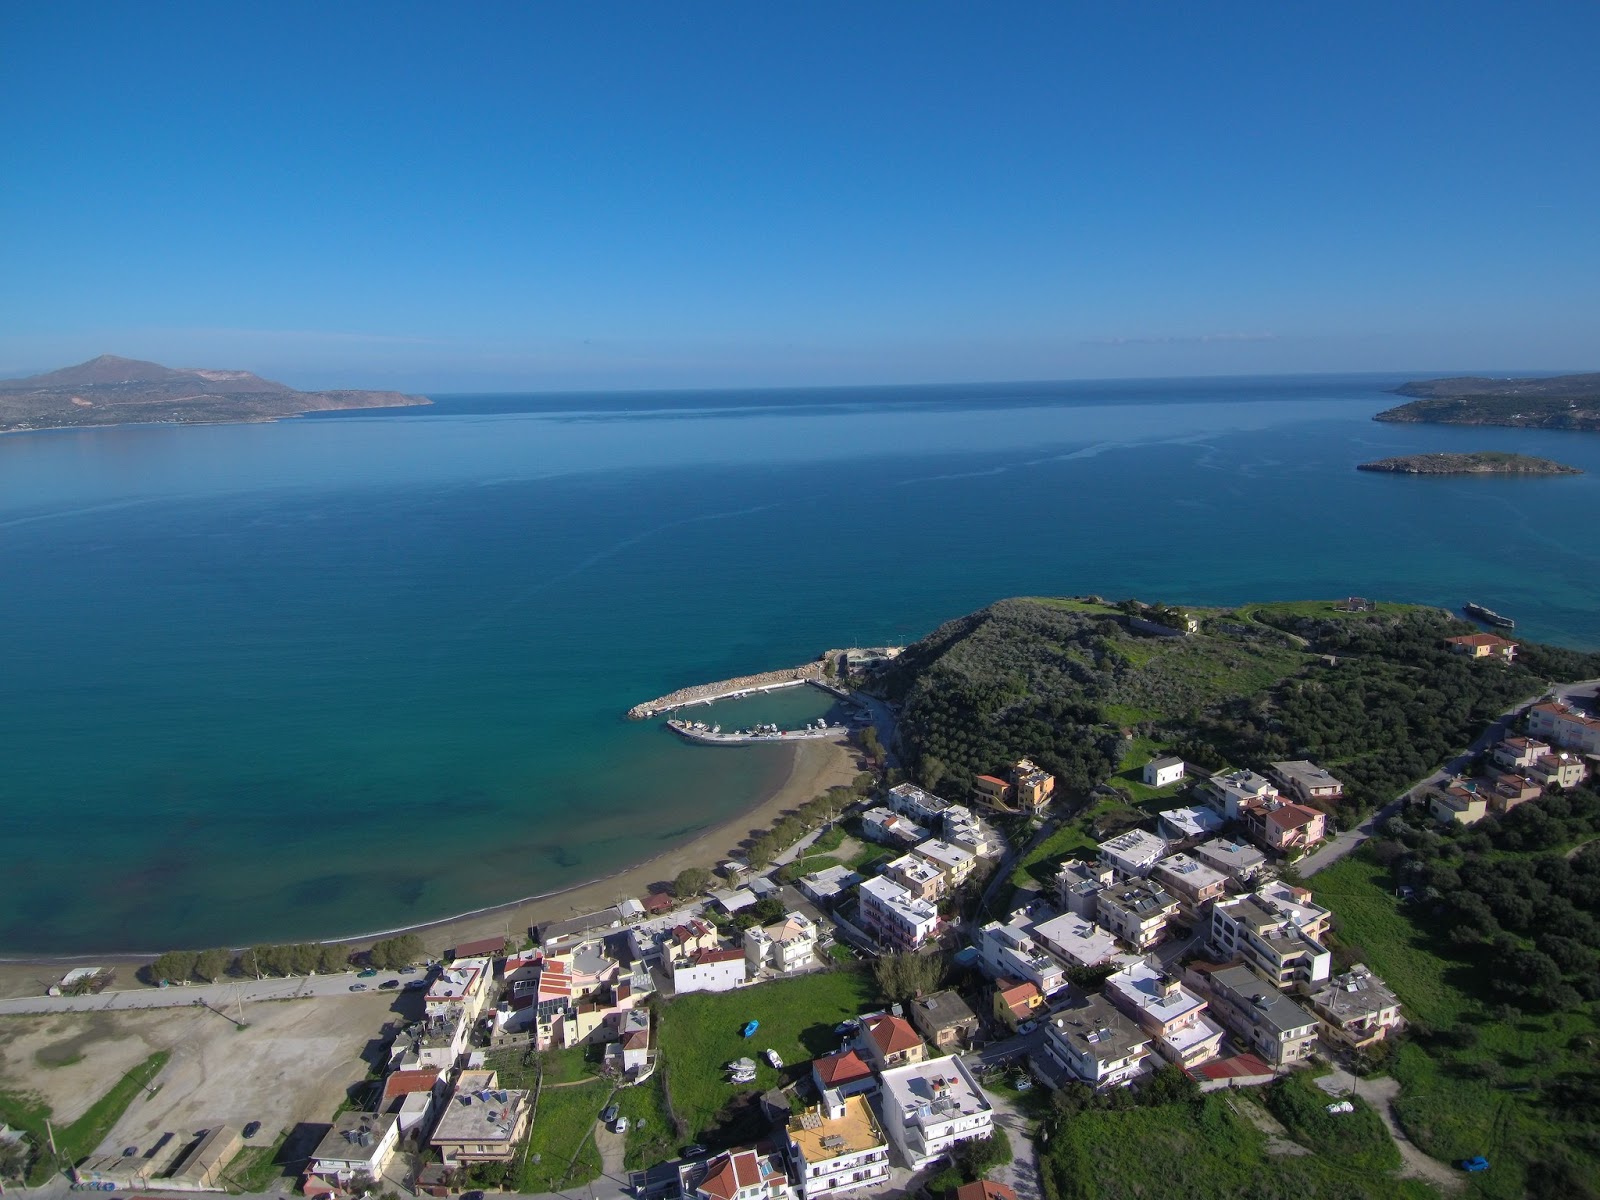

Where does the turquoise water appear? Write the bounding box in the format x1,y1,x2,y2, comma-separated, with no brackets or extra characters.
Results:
4,375,1599,954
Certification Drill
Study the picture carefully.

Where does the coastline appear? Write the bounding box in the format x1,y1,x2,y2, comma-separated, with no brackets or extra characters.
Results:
0,734,862,994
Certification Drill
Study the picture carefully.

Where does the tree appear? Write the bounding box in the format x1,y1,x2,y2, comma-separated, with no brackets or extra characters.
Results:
0,1136,32,1182
674,866,713,898
870,950,946,1003
193,948,230,982
370,934,423,970
149,949,197,984
952,1125,1012,1180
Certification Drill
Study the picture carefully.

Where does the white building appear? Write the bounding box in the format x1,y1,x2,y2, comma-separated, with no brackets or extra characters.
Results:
1095,879,1180,952
786,1093,891,1200
1157,805,1225,843
744,911,819,975
672,947,748,994
1097,829,1168,877
1058,859,1115,916
426,957,493,1026
973,910,1066,996
1028,912,1119,970
1142,756,1186,788
858,875,940,951
1528,701,1600,754
800,865,863,906
911,839,977,888
1189,837,1268,885
887,782,951,825
1104,959,1225,1068
876,1055,994,1170
1039,993,1152,1089
1199,770,1279,820
1210,889,1330,992
308,1113,400,1187
862,807,932,847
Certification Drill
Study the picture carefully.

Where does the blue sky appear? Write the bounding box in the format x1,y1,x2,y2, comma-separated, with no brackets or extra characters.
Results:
3,2,1597,390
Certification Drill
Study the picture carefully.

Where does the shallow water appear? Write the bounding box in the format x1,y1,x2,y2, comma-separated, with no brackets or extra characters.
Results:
3,375,1597,953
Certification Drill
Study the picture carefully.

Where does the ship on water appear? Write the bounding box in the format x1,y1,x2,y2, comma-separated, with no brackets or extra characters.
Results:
1463,601,1515,629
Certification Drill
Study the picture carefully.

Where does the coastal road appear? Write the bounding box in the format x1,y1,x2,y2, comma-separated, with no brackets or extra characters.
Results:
0,970,417,1017
1299,677,1600,877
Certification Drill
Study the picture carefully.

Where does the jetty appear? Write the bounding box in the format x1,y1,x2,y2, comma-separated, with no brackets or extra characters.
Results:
626,661,828,719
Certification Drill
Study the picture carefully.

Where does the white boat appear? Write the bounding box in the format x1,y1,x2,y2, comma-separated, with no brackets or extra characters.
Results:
765,1049,784,1069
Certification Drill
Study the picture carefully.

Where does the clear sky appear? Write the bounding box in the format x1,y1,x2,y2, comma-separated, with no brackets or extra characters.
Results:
3,2,1597,391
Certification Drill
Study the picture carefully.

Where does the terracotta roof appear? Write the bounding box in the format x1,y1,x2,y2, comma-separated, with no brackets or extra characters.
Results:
644,892,674,912
382,1069,441,1105
623,1030,650,1050
1265,803,1321,830
1191,1052,1274,1081
698,1149,762,1200
813,1048,873,1086
955,1183,1017,1200
995,977,1043,1017
975,774,1010,788
690,947,745,965
453,936,505,958
1447,633,1515,649
866,1013,922,1056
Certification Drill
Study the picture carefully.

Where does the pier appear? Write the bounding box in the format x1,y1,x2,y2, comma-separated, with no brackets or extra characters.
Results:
626,661,828,719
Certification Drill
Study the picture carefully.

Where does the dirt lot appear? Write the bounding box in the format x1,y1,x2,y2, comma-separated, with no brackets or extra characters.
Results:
0,991,401,1152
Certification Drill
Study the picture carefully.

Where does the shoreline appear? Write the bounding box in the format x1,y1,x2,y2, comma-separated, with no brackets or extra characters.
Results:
0,735,863,988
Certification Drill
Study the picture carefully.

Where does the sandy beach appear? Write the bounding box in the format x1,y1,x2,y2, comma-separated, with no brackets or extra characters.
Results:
0,735,863,997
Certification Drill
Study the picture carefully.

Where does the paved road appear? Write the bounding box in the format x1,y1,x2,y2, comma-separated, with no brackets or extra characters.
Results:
1299,677,1600,878
0,970,415,1016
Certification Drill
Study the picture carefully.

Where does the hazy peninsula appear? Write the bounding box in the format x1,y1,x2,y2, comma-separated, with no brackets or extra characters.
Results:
1374,371,1600,431
1357,451,1582,476
0,355,430,435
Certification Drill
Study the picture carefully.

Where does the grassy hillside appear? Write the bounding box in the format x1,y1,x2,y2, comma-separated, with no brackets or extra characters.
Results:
881,596,1600,821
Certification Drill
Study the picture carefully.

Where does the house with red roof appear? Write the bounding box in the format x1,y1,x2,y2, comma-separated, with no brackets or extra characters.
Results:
992,977,1044,1031
680,1147,794,1200
1257,802,1326,855
1445,633,1518,661
955,1183,1017,1200
858,1012,926,1071
811,1048,876,1098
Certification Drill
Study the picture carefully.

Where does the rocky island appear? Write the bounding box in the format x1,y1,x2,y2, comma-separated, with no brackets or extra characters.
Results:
1374,371,1600,431
1357,451,1582,476
0,354,430,435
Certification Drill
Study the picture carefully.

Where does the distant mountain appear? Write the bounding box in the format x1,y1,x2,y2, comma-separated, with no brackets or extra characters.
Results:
1375,372,1600,431
0,355,429,434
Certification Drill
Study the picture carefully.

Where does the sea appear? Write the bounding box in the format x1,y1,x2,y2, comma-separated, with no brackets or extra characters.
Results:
4,374,1599,955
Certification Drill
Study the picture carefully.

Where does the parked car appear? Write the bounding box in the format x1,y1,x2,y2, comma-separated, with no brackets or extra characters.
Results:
357,968,378,978
1459,1157,1490,1173
613,1117,629,1134
398,966,417,974
600,1105,620,1125
682,1144,708,1158
462,1191,486,1200
379,979,400,990
349,983,368,991
404,979,427,990
1017,1019,1038,1035
242,1121,261,1139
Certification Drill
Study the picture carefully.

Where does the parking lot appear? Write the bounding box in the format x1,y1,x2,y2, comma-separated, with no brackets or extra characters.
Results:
0,991,400,1156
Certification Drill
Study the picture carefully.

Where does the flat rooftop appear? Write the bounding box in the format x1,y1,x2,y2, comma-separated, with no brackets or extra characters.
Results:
879,1056,991,1127
1029,913,1118,967
788,1094,886,1161
1106,959,1207,1025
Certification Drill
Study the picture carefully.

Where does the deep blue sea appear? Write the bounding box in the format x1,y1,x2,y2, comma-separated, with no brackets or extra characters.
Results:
5,375,1599,954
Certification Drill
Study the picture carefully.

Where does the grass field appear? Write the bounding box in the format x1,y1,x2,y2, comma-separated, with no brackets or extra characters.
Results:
616,1071,678,1170
0,1050,169,1184
655,969,881,1143
1042,1094,1435,1200
223,1131,289,1193
1245,600,1424,625
1311,855,1600,1199
1265,1071,1400,1172
519,1077,610,1192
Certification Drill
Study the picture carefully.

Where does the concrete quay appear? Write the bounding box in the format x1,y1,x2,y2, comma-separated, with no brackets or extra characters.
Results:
626,661,827,719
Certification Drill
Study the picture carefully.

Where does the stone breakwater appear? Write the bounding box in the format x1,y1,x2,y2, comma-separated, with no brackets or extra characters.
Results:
627,662,826,719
